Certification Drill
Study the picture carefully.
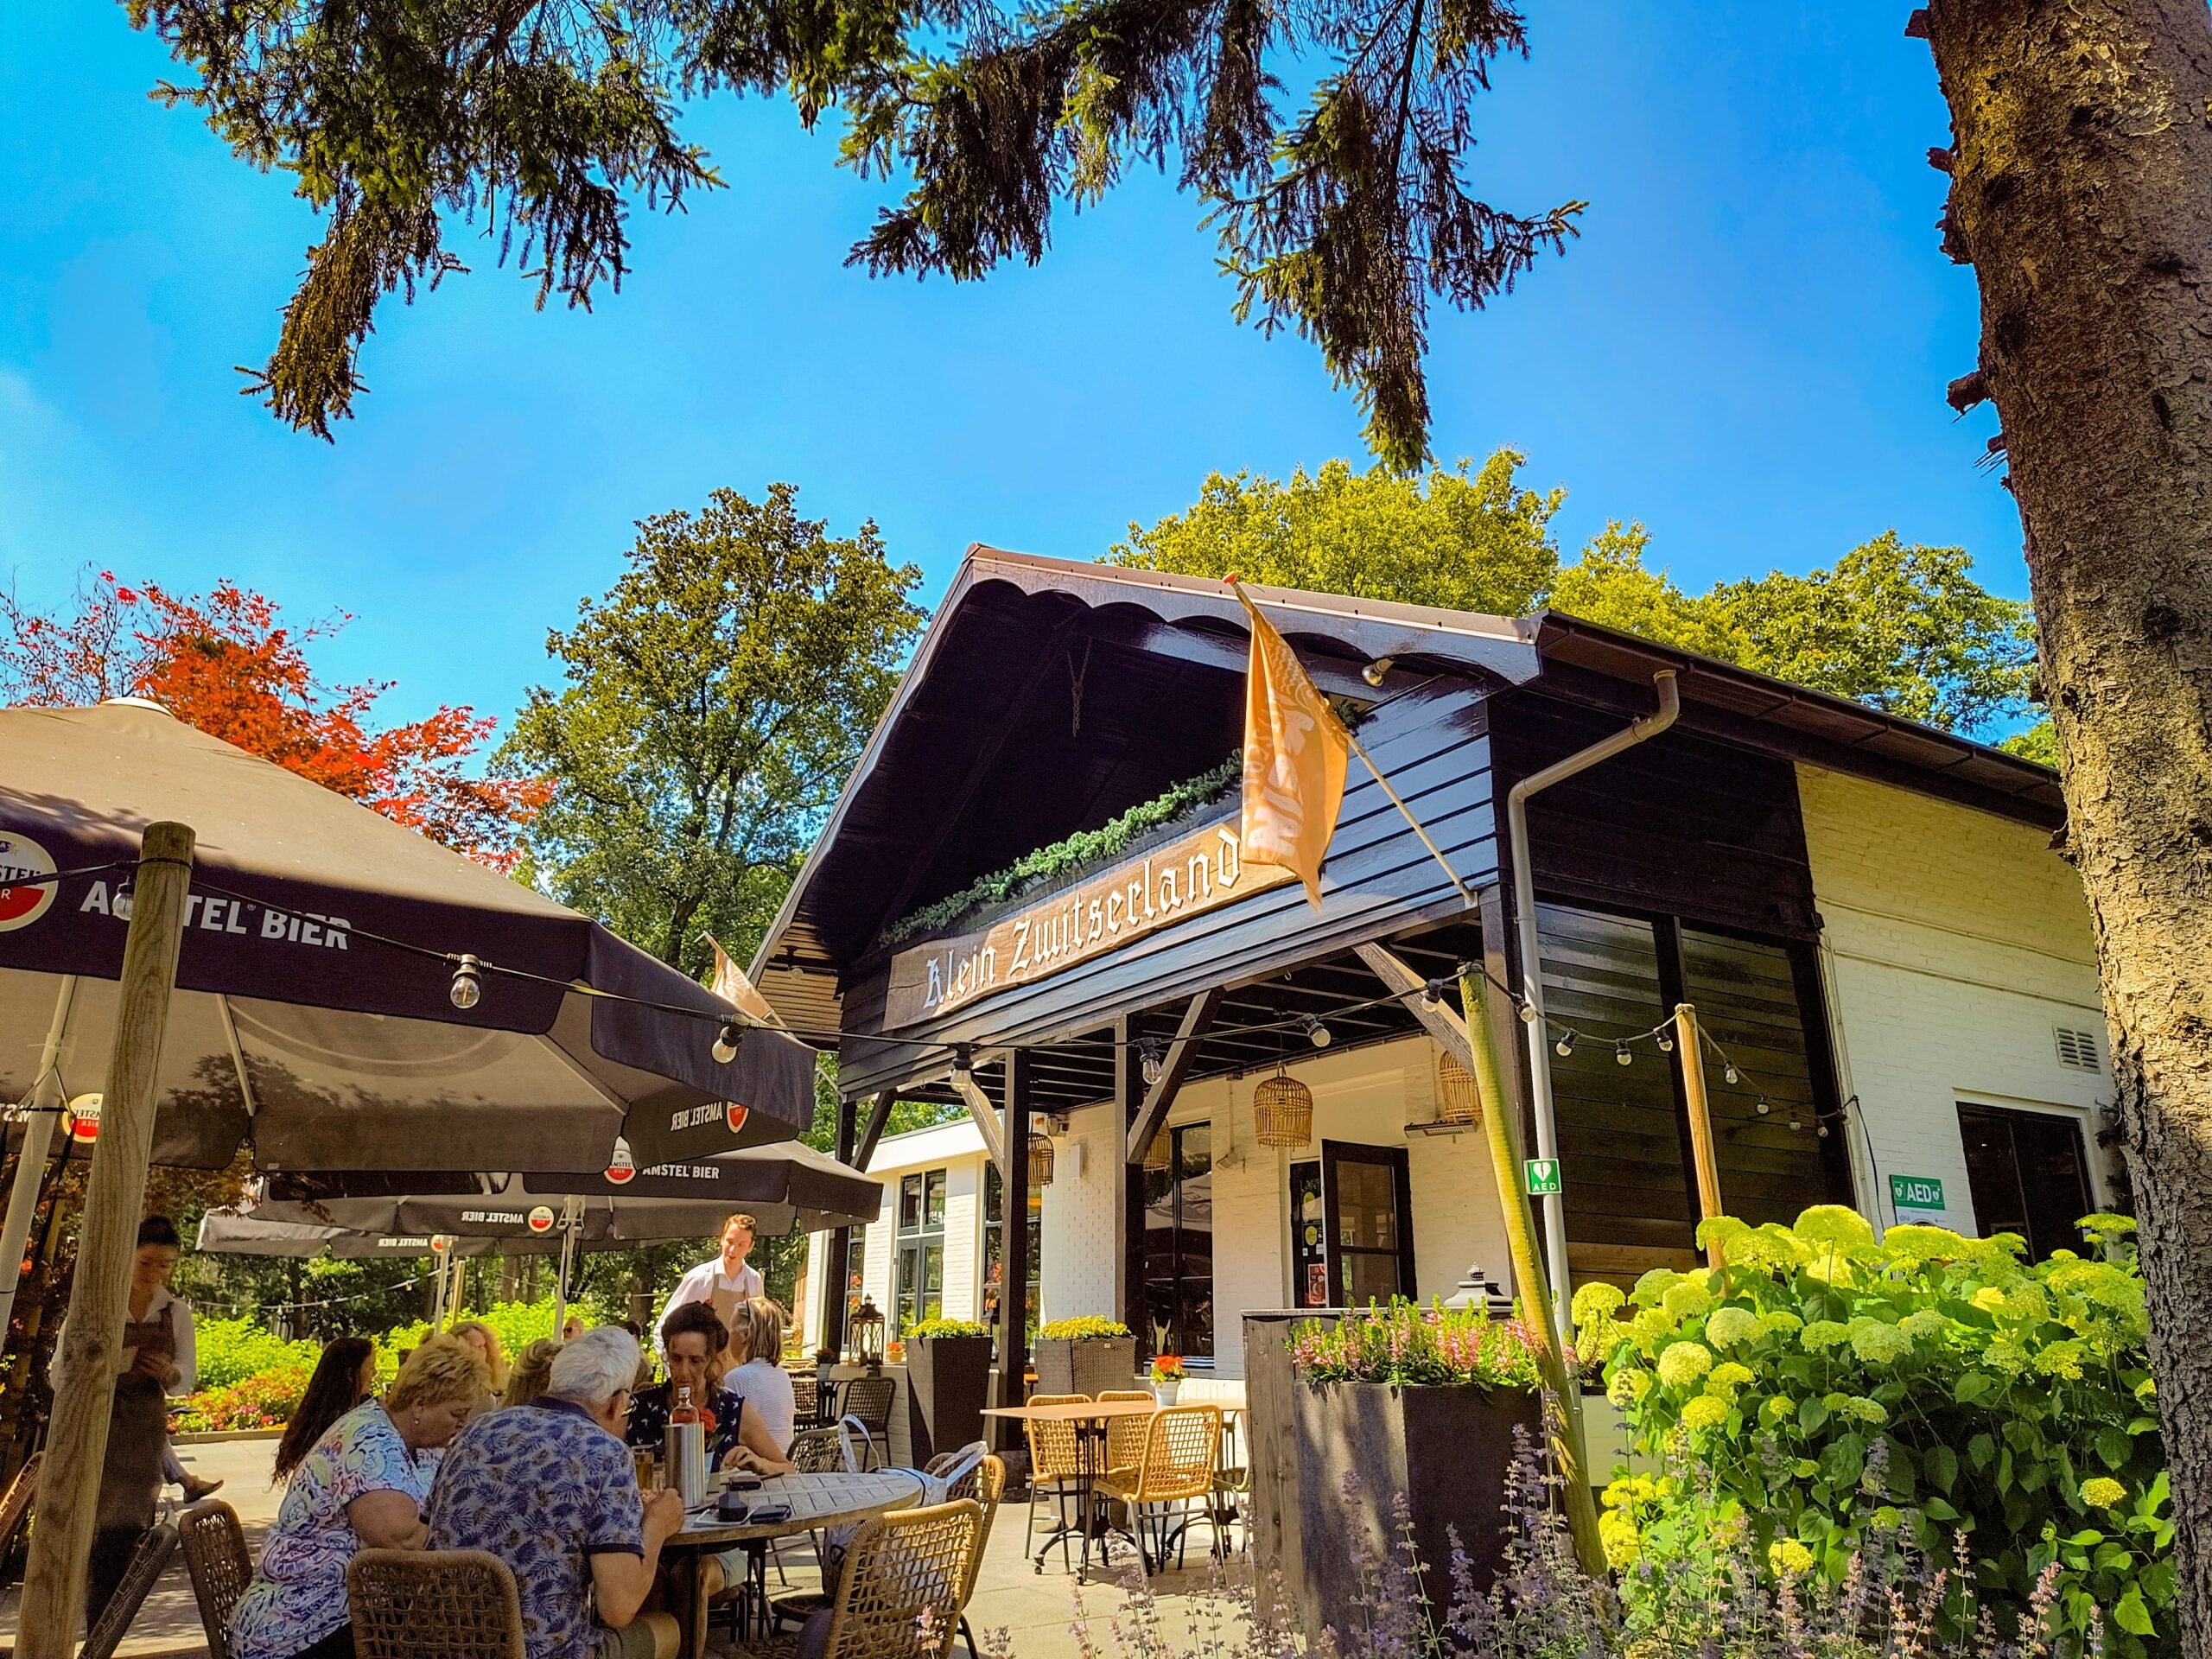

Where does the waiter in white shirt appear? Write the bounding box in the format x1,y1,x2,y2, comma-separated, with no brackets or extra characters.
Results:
658,1212,763,1363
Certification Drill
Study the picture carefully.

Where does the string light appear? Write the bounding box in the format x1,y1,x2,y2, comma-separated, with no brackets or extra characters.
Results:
711,1023,741,1065
1725,1063,1740,1085
1420,980,1442,1012
1554,1030,1576,1058
1305,1016,1332,1050
448,955,482,1011
1140,1039,1165,1087
1755,1098,1771,1116
1519,1003,1540,1024
1656,1032,1674,1053
1614,1041,1632,1067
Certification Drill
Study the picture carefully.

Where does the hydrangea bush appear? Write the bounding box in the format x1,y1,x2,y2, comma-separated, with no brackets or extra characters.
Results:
1575,1205,2171,1656
1291,1298,1541,1389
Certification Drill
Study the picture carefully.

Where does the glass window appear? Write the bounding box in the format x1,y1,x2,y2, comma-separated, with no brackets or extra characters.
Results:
1959,1103,2091,1261
982,1162,1040,1345
1141,1125,1213,1360
894,1168,948,1336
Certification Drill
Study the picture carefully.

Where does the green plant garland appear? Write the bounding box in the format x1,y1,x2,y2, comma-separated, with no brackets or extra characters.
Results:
880,752,1242,947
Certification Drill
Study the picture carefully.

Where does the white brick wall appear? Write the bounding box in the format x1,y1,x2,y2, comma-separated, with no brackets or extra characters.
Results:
1798,765,2115,1234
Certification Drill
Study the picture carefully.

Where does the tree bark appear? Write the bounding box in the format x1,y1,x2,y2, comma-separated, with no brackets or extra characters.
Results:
1923,3,2212,1650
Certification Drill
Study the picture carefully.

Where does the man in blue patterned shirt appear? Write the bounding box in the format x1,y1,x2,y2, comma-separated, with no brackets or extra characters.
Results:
428,1328,684,1659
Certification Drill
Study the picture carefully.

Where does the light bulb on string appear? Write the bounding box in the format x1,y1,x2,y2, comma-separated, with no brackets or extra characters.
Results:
1724,1063,1740,1085
1789,1115,1804,1133
1656,1031,1674,1053
1141,1039,1164,1087
1420,980,1442,1013
1614,1041,1632,1067
1554,1030,1576,1058
1305,1016,1332,1050
448,954,482,1011
1755,1098,1770,1116
712,1023,741,1064
1519,1003,1540,1025
1817,1122,1830,1138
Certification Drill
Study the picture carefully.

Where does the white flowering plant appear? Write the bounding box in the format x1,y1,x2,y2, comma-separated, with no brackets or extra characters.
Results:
1577,1205,2171,1656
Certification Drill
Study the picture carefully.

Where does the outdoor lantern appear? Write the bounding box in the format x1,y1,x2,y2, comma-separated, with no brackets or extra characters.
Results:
1253,1063,1314,1148
1028,1128,1056,1187
1435,1052,1480,1126
1144,1128,1172,1173
849,1298,886,1373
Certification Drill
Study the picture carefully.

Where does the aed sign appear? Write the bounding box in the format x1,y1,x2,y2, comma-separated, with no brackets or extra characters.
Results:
1890,1173,1947,1224
1523,1159,1561,1196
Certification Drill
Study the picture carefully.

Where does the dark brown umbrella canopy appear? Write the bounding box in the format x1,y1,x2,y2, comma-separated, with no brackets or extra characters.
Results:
0,702,817,1169
194,1211,525,1259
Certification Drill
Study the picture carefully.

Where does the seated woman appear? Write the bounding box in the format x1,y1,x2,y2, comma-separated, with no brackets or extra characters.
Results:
270,1338,378,1487
228,1337,487,1659
625,1302,791,1477
502,1337,560,1410
724,1299,797,1451
448,1321,511,1416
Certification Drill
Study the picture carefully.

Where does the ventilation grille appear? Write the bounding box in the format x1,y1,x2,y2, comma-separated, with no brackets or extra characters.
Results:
2055,1027,2101,1073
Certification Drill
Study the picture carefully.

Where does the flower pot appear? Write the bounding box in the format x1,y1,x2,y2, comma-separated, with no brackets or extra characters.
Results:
1152,1380,1180,1407
905,1335,993,1463
1033,1335,1137,1397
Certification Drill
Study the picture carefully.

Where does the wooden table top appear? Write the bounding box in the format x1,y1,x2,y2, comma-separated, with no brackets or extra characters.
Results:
981,1399,1166,1423
666,1468,922,1546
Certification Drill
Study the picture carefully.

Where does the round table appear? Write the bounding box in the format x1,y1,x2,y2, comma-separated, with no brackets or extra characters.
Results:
663,1469,923,1659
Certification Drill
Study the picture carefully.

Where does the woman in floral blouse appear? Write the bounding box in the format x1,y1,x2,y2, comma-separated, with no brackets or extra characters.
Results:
229,1338,487,1659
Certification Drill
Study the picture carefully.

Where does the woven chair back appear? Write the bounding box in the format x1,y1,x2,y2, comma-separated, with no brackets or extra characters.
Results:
821,1498,982,1659
788,1425,846,1473
1135,1406,1221,1503
922,1453,1003,1605
1096,1391,1154,1476
841,1375,896,1432
80,1522,179,1659
0,1451,40,1568
347,1548,527,1659
1020,1395,1089,1485
793,1375,820,1427
178,1497,254,1657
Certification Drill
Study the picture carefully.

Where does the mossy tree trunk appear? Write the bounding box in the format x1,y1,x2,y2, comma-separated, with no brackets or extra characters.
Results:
1924,3,2212,1650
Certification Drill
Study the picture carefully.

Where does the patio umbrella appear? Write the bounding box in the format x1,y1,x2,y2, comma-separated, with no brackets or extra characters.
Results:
194,1210,526,1260
0,701,818,1182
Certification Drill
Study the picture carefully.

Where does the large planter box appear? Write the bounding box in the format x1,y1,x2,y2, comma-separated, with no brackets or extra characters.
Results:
1244,1310,1537,1645
906,1336,993,1464
1033,1335,1137,1398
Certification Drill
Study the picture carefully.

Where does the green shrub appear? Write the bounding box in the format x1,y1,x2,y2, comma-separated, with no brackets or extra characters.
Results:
1579,1205,2171,1656
194,1317,321,1390
906,1317,991,1339
1290,1297,1541,1389
1038,1316,1131,1340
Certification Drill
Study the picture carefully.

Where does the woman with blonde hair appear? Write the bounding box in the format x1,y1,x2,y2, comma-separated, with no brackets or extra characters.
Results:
448,1320,511,1412
725,1299,797,1449
229,1336,488,1659
502,1338,559,1409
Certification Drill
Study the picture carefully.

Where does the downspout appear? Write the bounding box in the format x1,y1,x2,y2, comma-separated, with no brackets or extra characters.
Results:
1508,669,1680,1339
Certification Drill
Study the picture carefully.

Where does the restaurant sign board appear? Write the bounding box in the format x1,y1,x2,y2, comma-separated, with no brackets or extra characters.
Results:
885,819,1295,1028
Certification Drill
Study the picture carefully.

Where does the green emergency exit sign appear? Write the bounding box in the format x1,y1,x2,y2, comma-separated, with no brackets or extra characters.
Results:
1524,1159,1561,1196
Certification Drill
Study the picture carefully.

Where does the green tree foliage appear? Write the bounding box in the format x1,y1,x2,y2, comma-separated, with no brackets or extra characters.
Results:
1116,452,2039,739
1109,452,1563,614
498,483,926,977
125,0,1576,463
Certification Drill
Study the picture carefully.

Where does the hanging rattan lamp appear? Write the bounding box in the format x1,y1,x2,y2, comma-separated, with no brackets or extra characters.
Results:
1028,1128,1056,1187
1144,1127,1173,1173
1253,1062,1315,1149
1436,1051,1481,1126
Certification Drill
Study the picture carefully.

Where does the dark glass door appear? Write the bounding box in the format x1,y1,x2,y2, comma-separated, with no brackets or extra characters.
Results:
1958,1103,2092,1260
1320,1141,1415,1306
1289,1161,1327,1307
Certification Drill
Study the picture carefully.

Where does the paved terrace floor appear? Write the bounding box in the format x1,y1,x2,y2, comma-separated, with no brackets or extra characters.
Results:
0,1440,1256,1659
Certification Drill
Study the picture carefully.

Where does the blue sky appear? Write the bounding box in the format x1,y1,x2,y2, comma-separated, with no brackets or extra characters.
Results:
2,3,2014,735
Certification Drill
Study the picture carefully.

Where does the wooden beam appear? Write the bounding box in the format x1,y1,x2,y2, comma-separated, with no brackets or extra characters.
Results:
1673,1003,1726,1268
996,1051,1033,1438
950,1067,1009,1176
1112,1017,1145,1344
853,1090,896,1171
1125,989,1223,1166
1354,941,1476,1071
822,1096,859,1359
20,823,194,1659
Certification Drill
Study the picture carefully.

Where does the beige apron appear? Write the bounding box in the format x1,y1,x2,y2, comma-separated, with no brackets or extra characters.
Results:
99,1301,175,1531
709,1277,747,1369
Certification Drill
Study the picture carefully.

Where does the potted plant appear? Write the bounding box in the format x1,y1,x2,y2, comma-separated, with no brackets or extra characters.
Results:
903,1317,994,1462
1033,1316,1136,1397
1251,1299,1541,1646
1149,1354,1185,1406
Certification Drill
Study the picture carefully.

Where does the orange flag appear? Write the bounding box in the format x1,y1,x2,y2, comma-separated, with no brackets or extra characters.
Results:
709,937,783,1027
1231,581,1351,907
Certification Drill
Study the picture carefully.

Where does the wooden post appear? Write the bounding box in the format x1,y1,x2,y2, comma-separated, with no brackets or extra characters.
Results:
1673,1003,1726,1269
822,1096,857,1359
1113,1017,1145,1347
1456,968,1607,1583
18,823,194,1659
995,1053,1032,1448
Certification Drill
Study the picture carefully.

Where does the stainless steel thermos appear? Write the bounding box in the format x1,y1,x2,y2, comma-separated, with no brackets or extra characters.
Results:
664,1420,707,1506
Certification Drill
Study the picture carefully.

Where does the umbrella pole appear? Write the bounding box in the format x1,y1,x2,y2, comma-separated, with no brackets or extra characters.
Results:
0,976,78,1343
431,1243,452,1328
552,1220,579,1337
19,823,194,1659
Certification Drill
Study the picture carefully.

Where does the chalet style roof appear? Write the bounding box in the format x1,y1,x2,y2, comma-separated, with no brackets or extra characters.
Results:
752,546,2061,1054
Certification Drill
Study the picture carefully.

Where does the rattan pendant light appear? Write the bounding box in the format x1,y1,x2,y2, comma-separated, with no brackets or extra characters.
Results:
1436,1051,1481,1126
1027,1128,1056,1186
1253,1060,1314,1149
1144,1128,1173,1172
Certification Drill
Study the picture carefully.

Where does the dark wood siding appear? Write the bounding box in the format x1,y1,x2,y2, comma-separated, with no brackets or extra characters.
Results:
836,683,1497,1095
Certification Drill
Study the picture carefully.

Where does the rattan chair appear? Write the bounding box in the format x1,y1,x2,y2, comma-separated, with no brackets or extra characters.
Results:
787,1425,848,1474
792,1374,820,1432
1020,1394,1089,1573
1098,1405,1221,1574
942,1454,1003,1659
178,1497,254,1658
738,1500,982,1659
80,1522,178,1659
1095,1390,1154,1486
837,1376,896,1470
347,1548,528,1659
0,1451,38,1573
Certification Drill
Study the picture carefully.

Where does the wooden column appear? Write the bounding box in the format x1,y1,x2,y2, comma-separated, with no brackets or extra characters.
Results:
1113,1019,1145,1348
821,1096,858,1358
995,1052,1032,1440
19,823,194,1659
1673,1003,1726,1268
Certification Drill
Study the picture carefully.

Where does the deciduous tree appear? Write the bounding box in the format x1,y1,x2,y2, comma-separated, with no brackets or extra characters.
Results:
0,569,542,868
499,483,926,978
